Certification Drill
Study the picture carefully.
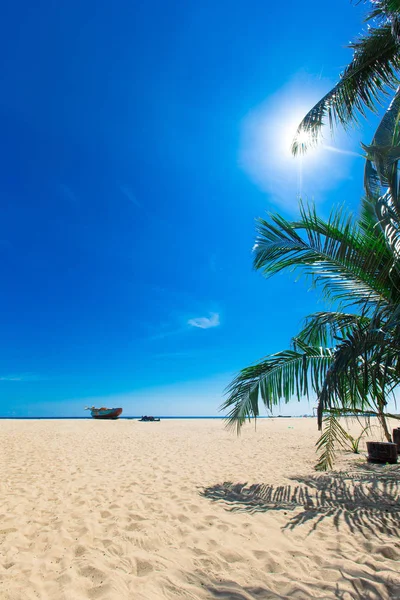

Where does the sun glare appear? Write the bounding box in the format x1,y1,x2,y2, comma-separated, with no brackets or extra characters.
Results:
279,111,318,161
296,130,312,145
240,83,353,203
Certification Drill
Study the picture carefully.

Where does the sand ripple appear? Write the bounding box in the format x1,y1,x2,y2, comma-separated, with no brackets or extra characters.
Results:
0,418,399,599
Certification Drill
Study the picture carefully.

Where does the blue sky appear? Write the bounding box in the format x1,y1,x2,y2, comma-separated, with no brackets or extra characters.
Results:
0,1,381,417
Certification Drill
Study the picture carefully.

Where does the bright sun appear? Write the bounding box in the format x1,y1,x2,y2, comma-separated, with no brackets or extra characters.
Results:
279,112,319,162
296,129,312,145
239,82,355,202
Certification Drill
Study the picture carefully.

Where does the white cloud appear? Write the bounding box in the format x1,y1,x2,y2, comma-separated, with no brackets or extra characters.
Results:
322,145,362,158
239,74,362,208
60,184,78,203
188,312,220,329
0,373,43,382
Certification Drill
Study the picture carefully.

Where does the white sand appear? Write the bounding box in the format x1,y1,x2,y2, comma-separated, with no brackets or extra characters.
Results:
1,417,399,600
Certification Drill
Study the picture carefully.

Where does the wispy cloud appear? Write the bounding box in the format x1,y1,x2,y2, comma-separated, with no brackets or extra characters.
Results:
188,312,220,329
322,145,363,158
0,373,44,382
59,184,78,203
119,184,141,207
209,253,223,274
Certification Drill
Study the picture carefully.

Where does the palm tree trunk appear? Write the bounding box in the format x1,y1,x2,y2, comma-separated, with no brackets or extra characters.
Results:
378,408,392,442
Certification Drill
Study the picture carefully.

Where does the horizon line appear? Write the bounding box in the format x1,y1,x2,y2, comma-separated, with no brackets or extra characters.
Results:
0,414,315,420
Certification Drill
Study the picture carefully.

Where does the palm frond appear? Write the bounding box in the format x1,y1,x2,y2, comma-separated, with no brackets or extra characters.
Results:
361,87,400,278
316,317,400,429
292,24,399,154
296,311,370,347
366,1,400,24
358,195,383,231
363,89,400,201
376,189,400,259
315,412,350,471
254,202,395,307
222,344,334,433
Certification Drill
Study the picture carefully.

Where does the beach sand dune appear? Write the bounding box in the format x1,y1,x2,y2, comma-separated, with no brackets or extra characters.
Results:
1,418,399,599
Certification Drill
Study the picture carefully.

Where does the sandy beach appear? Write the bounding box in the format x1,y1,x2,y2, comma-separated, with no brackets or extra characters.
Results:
1,417,399,600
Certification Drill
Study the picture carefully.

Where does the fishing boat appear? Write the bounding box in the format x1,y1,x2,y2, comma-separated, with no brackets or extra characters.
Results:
85,406,123,419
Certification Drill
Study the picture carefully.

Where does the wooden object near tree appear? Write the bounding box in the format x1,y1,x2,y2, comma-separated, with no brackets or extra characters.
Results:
393,428,400,451
367,442,398,464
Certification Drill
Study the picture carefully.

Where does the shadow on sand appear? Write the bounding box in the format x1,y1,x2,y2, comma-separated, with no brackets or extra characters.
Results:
200,463,400,536
195,571,400,600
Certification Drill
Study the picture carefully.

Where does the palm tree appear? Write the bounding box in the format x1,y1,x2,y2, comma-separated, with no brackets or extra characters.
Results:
222,199,400,469
223,2,400,469
292,1,400,155
223,0,400,469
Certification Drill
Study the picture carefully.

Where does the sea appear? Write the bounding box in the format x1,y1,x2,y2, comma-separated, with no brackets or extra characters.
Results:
0,415,312,420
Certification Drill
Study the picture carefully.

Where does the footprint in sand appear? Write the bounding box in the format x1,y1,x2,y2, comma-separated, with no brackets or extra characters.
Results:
135,559,154,577
79,565,104,583
377,545,400,560
220,550,243,563
87,583,111,599
0,528,17,535
74,544,86,557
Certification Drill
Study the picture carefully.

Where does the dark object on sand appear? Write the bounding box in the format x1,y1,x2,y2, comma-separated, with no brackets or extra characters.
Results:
139,416,161,422
85,406,123,419
393,428,400,450
367,441,398,464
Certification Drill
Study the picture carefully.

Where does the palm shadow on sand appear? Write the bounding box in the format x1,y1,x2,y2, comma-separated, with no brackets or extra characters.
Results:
195,571,400,600
200,463,400,537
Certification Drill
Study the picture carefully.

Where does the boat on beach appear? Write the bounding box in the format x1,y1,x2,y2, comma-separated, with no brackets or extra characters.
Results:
85,406,123,419
139,415,160,422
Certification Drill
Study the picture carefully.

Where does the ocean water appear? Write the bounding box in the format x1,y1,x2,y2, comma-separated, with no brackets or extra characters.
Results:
0,415,311,420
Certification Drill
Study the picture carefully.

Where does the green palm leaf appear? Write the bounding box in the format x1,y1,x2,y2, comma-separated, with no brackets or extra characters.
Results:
222,344,334,433
315,412,351,471
363,89,400,204
316,318,400,430
292,24,399,155
367,1,400,24
296,311,371,347
225,1,400,470
254,203,395,307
